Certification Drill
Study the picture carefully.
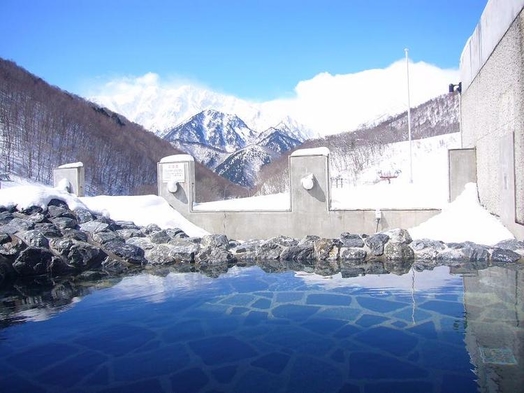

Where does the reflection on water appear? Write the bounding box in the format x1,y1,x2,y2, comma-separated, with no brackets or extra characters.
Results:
0,263,522,392
463,267,524,393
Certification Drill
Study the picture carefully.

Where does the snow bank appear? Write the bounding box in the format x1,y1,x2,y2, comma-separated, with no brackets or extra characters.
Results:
408,183,514,245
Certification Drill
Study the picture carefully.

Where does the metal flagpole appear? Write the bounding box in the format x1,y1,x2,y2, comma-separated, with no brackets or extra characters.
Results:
405,48,413,183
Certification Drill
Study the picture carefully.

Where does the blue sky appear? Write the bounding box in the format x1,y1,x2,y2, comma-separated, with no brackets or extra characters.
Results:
1,0,487,101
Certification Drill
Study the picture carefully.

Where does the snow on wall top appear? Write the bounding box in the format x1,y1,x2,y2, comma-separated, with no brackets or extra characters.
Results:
57,162,84,169
160,154,194,163
291,147,330,157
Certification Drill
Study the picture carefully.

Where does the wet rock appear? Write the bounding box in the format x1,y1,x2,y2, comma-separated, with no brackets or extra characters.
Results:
20,205,44,215
101,256,131,274
74,208,96,224
145,244,178,265
494,239,524,255
0,211,14,224
54,239,105,270
47,205,76,219
127,237,155,250
27,212,46,224
48,198,69,209
143,223,162,234
340,233,365,248
115,220,140,230
365,233,390,256
281,243,316,261
33,223,62,238
0,256,15,285
437,248,468,262
92,230,122,245
165,228,188,239
50,216,78,231
230,239,261,262
257,237,291,260
0,234,24,258
384,242,414,261
384,228,412,244
196,246,234,265
339,247,367,261
12,247,60,276
314,238,340,260
410,239,445,260
201,234,229,249
463,243,490,262
1,217,35,234
116,228,144,240
149,230,172,244
299,235,320,245
103,240,147,265
80,221,110,233
61,228,89,242
491,248,521,263
17,229,49,248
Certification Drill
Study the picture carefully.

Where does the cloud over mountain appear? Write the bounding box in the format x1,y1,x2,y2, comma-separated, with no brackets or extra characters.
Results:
88,59,458,137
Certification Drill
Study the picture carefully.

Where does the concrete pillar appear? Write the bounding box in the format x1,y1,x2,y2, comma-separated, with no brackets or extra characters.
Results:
448,148,476,202
289,147,330,213
53,162,85,197
157,154,195,214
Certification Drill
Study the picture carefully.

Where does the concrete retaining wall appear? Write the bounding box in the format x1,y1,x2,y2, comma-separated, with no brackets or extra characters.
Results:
460,0,524,239
53,162,85,197
158,149,440,240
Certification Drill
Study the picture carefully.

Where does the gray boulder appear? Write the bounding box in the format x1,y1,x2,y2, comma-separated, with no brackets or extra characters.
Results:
384,242,414,261
17,229,49,248
340,233,365,248
339,247,367,261
230,239,262,262
12,247,65,276
314,238,340,260
365,233,390,256
410,239,445,260
1,217,35,234
80,221,110,234
491,248,521,263
385,228,412,244
281,243,316,261
201,234,229,249
103,240,147,265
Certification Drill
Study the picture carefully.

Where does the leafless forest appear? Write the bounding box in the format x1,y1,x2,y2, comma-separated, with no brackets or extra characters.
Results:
0,58,246,200
256,93,460,195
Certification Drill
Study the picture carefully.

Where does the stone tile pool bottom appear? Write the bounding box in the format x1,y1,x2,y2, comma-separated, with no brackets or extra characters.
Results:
0,265,518,393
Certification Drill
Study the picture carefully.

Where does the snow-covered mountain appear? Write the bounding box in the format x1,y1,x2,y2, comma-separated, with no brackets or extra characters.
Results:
215,145,278,188
255,127,302,154
163,109,255,153
89,77,314,140
163,109,303,180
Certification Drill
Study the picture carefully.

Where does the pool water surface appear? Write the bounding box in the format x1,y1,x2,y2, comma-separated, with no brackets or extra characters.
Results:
0,264,522,392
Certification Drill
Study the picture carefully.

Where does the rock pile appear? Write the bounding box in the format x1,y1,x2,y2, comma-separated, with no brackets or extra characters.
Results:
1,200,523,283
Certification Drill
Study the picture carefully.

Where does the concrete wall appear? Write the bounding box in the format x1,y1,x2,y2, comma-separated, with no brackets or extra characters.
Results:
460,0,524,239
448,148,476,202
158,149,440,240
53,162,85,197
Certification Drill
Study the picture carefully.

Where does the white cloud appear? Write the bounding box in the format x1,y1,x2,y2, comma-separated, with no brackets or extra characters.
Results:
87,60,459,137
278,59,459,135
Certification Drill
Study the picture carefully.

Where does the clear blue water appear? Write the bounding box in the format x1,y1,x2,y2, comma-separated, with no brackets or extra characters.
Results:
0,264,522,393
